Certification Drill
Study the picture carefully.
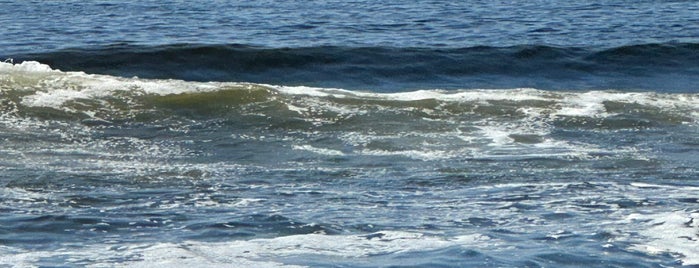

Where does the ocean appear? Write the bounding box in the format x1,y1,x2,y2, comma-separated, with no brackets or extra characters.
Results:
1,1,698,267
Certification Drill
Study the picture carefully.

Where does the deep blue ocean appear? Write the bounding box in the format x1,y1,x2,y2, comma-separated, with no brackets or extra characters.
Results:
1,1,699,267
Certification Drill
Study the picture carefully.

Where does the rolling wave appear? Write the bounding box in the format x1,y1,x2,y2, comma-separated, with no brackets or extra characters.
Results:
9,42,699,92
2,61,697,127
1,61,697,163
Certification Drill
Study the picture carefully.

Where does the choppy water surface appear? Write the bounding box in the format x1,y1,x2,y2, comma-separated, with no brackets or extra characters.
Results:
1,62,698,266
1,1,699,267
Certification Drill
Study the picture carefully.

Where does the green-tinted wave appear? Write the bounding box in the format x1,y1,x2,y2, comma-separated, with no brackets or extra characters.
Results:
1,61,697,131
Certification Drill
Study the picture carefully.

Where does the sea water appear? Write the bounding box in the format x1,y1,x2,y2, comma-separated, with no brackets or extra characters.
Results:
1,1,699,267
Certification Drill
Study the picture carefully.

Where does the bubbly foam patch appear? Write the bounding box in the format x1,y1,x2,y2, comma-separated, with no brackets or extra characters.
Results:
0,231,494,267
292,144,345,156
628,211,699,266
0,61,55,73
275,85,552,102
18,73,228,110
2,177,698,267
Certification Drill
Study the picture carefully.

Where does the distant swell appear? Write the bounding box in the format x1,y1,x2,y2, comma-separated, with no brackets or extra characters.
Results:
14,43,699,92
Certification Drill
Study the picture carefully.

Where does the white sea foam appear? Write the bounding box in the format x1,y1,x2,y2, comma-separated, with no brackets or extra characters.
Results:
475,125,515,146
555,91,612,117
276,85,549,102
0,61,55,73
2,61,231,110
274,85,347,98
627,211,699,266
18,73,224,110
292,144,345,156
360,148,458,160
276,87,699,122
0,231,495,267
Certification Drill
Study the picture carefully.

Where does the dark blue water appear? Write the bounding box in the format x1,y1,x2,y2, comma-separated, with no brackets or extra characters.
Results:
1,1,699,267
3,0,699,52
12,43,699,93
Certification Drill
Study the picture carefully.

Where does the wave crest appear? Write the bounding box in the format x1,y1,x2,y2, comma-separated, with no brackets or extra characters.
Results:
11,42,699,92
2,61,697,126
